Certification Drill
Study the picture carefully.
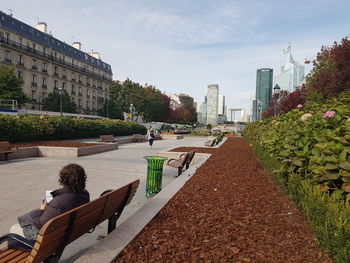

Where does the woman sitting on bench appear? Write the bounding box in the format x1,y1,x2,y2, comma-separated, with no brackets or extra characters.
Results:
0,163,90,251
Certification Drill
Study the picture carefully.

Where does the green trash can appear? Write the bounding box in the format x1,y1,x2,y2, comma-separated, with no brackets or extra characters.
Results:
144,156,168,197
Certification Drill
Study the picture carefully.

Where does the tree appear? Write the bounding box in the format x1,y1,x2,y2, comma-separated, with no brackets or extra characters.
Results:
0,66,28,107
306,37,350,102
262,85,307,119
42,91,77,113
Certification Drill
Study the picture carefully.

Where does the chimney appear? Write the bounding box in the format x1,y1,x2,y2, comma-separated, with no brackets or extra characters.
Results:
72,42,81,50
36,22,47,33
91,51,100,60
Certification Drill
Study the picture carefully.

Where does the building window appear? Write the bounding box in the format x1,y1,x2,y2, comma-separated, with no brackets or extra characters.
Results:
43,47,46,55
32,75,37,86
87,101,90,109
71,85,75,95
79,99,82,107
42,77,47,88
5,50,11,62
87,89,90,96
17,71,22,79
62,82,65,90
42,62,47,73
32,59,37,70
54,80,58,89
32,43,36,52
18,37,22,46
92,102,95,110
5,32,10,43
18,54,23,65
32,90,37,101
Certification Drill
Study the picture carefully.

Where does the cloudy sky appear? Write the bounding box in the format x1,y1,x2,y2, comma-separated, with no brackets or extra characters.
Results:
2,0,350,114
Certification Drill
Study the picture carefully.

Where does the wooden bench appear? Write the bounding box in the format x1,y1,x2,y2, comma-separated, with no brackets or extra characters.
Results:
0,180,140,263
133,134,145,142
0,141,17,161
166,152,189,177
100,135,117,142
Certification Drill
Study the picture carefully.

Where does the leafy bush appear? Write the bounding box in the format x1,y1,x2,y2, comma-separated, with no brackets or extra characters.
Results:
0,115,147,142
245,92,350,262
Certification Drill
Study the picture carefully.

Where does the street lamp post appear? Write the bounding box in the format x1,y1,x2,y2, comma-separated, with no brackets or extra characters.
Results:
273,84,281,117
58,87,63,116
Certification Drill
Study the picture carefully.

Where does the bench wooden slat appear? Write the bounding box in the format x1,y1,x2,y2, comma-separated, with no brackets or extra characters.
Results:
7,251,29,263
35,184,138,251
0,249,28,262
27,180,139,263
100,135,116,142
0,141,17,160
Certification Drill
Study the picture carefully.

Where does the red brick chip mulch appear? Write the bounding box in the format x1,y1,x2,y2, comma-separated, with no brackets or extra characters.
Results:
114,137,333,263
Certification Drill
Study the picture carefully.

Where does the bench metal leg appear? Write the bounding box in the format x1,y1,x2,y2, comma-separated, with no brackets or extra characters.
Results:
177,167,182,177
108,214,118,234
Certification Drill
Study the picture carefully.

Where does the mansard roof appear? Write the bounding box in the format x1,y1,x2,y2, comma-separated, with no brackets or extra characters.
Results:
0,11,112,74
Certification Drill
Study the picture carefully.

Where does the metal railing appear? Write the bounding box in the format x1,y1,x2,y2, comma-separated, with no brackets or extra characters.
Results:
0,37,112,83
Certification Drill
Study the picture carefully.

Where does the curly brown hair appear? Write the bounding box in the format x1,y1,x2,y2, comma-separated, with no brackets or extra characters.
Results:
58,163,87,192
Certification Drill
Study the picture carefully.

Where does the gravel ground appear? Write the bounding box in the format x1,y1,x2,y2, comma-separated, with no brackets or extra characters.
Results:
114,137,333,263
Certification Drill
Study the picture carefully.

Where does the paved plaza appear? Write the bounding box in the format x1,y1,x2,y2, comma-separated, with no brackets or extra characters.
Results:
0,136,209,262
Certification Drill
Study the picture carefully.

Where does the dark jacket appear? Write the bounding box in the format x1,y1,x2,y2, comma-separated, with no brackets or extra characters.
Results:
34,187,90,229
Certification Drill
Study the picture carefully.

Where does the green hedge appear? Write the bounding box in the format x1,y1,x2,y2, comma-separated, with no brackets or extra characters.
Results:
0,115,147,142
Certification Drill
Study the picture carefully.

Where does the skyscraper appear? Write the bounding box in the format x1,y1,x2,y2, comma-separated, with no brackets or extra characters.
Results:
254,68,273,120
274,44,305,92
218,94,225,115
206,84,219,124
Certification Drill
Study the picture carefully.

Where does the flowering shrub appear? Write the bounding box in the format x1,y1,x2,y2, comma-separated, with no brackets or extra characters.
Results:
245,91,350,197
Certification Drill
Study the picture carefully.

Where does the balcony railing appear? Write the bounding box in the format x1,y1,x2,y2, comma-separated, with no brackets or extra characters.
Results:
31,82,37,87
53,72,59,77
42,69,48,73
42,84,47,89
62,75,67,79
0,36,113,83
4,58,12,63
32,65,37,70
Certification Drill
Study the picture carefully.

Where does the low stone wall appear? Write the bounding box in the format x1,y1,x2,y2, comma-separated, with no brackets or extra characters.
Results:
161,134,184,140
7,144,118,160
5,147,38,160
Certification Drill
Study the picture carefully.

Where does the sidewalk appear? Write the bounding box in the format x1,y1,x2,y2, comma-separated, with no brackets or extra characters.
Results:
0,136,208,262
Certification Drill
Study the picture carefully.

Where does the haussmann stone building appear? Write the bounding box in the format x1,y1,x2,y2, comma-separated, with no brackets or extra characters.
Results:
0,11,113,114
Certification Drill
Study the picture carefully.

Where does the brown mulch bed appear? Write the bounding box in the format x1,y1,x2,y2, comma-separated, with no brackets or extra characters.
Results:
114,137,333,263
10,141,103,148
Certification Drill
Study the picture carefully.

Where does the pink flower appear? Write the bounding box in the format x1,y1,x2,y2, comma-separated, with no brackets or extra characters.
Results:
297,104,303,108
323,111,336,118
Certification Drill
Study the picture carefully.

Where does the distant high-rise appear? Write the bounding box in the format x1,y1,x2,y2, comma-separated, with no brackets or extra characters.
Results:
218,95,225,115
206,84,219,124
274,43,305,92
254,68,273,121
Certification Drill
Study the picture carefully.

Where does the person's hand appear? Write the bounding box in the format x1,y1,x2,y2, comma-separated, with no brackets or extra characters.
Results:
40,200,47,211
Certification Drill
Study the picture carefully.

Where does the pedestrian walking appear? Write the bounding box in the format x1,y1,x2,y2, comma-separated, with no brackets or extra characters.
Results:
147,126,155,148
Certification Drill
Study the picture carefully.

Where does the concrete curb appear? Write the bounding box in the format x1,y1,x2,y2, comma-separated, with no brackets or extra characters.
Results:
74,155,211,263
